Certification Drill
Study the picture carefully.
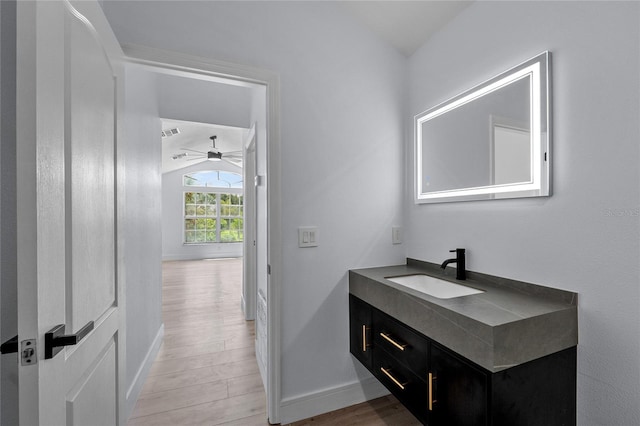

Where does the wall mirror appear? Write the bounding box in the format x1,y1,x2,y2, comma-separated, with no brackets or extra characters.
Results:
415,51,551,203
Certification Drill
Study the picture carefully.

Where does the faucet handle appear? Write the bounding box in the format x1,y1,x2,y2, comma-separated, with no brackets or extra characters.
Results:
450,248,465,253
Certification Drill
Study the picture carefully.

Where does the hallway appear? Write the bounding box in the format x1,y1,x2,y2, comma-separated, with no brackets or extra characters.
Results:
128,258,418,425
128,258,267,425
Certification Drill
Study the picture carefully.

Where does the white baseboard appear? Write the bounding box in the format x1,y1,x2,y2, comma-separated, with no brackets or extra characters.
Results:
162,247,243,261
162,253,241,261
241,295,256,321
125,324,164,421
279,376,389,424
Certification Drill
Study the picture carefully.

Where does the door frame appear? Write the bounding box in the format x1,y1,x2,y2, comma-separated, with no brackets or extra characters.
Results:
122,44,282,423
0,0,19,423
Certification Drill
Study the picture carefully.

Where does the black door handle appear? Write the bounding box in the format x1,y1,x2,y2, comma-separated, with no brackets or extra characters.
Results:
0,335,18,354
45,321,94,359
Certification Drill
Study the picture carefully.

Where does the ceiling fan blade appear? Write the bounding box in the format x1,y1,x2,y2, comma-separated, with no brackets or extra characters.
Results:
185,157,206,161
223,158,243,167
223,150,243,155
181,147,207,155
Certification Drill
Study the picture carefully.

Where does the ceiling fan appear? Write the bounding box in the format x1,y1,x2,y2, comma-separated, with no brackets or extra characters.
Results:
176,136,242,166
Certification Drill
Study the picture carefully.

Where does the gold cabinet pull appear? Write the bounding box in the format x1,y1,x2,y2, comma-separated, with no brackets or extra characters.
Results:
380,367,407,390
380,332,407,351
362,325,368,352
428,372,437,411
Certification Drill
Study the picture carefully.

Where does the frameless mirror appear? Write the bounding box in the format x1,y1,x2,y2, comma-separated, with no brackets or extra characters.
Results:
415,51,551,203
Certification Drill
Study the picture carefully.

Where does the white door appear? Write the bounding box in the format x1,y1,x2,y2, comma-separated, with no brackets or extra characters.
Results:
243,129,257,321
16,1,124,424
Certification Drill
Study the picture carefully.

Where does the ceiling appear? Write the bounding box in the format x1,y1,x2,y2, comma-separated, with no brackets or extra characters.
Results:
160,1,473,174
161,119,247,174
339,1,474,57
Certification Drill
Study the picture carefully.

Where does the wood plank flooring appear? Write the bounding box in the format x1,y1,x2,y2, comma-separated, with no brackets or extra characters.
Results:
128,258,266,426
128,258,419,426
286,395,421,426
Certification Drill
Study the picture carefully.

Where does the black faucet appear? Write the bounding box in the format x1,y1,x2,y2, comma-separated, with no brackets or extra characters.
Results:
441,248,466,280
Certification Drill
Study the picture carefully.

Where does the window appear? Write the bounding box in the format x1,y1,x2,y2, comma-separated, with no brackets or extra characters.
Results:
184,170,243,188
184,192,243,243
183,170,244,244
219,193,244,242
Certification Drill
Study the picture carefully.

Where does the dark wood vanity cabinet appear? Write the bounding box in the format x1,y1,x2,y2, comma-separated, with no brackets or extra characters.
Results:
349,294,576,426
349,294,373,369
430,342,488,426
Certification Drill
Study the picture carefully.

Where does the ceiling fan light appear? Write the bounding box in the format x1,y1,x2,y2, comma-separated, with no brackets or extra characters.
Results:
207,151,222,161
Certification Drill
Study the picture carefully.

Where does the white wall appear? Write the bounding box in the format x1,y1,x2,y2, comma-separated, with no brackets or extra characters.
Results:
158,74,252,129
104,1,640,424
406,2,639,424
161,160,244,260
104,1,406,422
122,65,163,416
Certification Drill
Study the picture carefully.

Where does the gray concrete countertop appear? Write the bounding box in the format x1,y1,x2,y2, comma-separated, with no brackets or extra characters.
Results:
349,258,578,373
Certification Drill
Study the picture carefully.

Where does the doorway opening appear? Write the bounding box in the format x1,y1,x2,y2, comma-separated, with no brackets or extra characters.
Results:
123,46,281,423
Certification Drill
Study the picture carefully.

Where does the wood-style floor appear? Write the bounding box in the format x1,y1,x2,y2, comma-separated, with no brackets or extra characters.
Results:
128,258,419,426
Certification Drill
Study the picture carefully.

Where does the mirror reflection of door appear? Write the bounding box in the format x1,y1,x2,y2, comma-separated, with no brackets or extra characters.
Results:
490,108,533,203
491,121,531,199
493,125,531,184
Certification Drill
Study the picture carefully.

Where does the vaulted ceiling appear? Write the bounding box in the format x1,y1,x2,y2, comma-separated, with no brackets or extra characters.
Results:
339,1,473,57
161,119,247,174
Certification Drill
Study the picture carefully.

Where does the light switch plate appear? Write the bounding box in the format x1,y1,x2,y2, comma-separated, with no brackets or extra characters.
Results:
298,226,319,248
392,226,403,244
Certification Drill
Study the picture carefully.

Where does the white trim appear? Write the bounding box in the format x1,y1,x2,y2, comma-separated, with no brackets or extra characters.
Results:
120,44,282,424
123,44,275,87
125,324,164,421
162,251,242,262
240,294,248,321
244,122,257,150
279,377,389,424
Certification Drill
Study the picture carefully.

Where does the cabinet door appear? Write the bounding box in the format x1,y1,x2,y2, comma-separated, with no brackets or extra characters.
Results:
430,343,488,426
349,295,373,369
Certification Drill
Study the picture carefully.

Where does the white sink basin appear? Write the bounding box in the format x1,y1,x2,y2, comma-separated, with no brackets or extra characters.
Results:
385,274,484,299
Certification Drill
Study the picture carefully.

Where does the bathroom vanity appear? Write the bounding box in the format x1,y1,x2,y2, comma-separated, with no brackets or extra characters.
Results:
349,259,577,425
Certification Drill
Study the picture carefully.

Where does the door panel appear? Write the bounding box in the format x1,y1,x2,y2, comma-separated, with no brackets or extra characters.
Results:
349,295,372,369
16,1,123,424
67,3,116,331
430,343,488,426
66,339,117,426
